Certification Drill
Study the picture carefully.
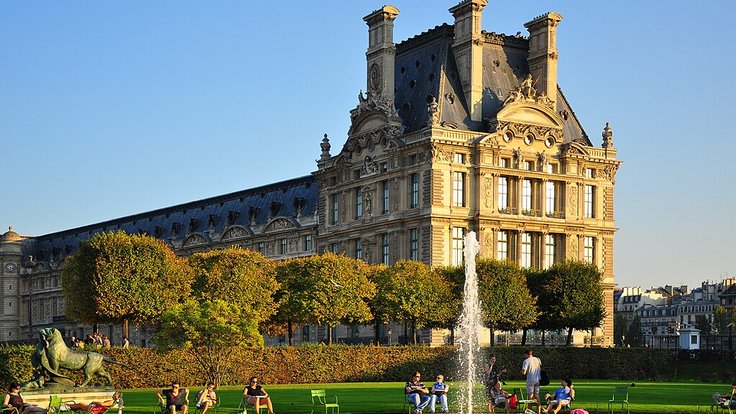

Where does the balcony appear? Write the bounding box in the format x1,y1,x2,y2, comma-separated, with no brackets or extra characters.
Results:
522,209,542,217
499,207,518,215
545,211,565,219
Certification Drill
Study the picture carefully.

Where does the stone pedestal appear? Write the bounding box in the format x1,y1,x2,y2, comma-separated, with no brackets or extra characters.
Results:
20,389,117,408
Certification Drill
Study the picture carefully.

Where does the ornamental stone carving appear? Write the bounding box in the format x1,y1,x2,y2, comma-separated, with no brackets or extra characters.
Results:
427,95,440,126
568,184,578,215
484,175,494,209
221,226,249,241
351,90,397,122
361,156,379,176
568,234,579,259
599,164,618,183
183,234,208,247
502,74,555,110
431,144,451,162
264,218,296,233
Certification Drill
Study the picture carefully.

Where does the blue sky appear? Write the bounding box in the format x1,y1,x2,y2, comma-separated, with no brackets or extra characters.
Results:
1,1,735,288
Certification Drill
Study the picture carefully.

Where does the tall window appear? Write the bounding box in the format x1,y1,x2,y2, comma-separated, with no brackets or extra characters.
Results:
498,177,508,210
355,187,363,219
584,185,594,218
257,242,265,254
452,227,465,266
355,239,363,260
585,168,594,178
303,234,313,251
279,239,287,255
497,230,508,260
330,243,339,253
409,228,418,261
382,181,390,214
546,181,556,214
381,234,390,265
584,236,595,264
453,153,465,164
330,194,339,225
521,233,532,268
410,173,419,208
522,179,532,211
544,234,557,269
453,172,466,207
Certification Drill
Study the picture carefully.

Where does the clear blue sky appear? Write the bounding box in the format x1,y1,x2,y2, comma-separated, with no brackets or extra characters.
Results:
2,1,735,288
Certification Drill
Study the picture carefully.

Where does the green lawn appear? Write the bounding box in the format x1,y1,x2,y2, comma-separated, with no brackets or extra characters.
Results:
117,381,731,414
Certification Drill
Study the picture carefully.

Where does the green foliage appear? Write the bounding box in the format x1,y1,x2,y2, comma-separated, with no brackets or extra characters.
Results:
613,313,628,346
434,265,465,328
61,230,193,325
189,248,279,321
626,315,644,347
695,314,712,334
713,305,730,334
154,299,263,385
273,254,376,343
476,259,538,332
373,261,456,336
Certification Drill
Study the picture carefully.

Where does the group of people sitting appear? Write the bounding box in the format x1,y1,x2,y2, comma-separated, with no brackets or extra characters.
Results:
2,384,121,414
404,371,450,414
155,377,276,414
713,383,736,408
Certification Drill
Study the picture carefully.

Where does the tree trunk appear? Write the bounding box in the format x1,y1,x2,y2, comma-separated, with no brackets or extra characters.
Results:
374,319,381,345
403,320,408,345
541,330,546,346
489,325,495,347
122,319,129,340
566,327,573,346
521,329,528,346
412,319,418,345
450,327,455,345
327,325,333,344
287,320,293,346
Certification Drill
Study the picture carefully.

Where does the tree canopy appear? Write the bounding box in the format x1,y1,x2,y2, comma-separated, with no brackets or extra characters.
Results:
61,231,193,327
476,259,538,339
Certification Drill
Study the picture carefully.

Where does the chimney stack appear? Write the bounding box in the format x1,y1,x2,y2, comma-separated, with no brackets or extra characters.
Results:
449,0,487,122
524,12,563,103
363,6,400,102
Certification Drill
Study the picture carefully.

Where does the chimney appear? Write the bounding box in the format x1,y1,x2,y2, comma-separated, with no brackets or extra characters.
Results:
524,12,563,103
363,6,400,102
449,0,487,121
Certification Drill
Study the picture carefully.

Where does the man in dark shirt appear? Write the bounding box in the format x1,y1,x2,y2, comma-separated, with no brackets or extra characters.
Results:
157,381,189,414
405,371,431,414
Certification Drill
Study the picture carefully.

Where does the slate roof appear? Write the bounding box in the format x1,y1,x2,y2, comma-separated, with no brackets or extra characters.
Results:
394,24,590,145
23,175,318,262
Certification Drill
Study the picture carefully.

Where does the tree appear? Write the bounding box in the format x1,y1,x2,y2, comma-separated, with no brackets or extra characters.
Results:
613,313,628,347
273,253,375,344
541,261,606,346
695,314,712,335
476,259,538,346
189,248,279,319
154,299,261,386
61,230,193,337
714,305,730,335
434,265,465,344
526,268,564,345
373,261,455,344
626,315,643,347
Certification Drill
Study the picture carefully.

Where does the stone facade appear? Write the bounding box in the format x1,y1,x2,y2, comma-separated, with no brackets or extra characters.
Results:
0,1,620,346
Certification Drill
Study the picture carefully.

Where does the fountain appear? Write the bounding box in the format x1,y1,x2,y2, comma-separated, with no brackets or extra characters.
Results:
456,231,482,414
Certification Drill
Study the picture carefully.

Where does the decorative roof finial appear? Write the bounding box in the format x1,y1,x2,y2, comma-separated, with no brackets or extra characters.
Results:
320,134,331,160
602,122,613,148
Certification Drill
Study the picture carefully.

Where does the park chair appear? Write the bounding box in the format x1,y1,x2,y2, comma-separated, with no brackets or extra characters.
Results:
49,395,71,413
2,405,20,414
71,394,123,414
607,386,630,414
711,388,736,414
237,396,268,414
512,387,537,414
310,390,339,414
155,396,189,414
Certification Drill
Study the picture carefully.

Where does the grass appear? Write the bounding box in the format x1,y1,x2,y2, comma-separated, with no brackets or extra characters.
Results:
113,380,733,414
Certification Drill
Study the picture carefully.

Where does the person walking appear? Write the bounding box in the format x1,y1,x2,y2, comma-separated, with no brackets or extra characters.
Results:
521,349,542,404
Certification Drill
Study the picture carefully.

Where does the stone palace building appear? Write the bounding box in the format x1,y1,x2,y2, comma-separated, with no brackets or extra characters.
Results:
0,1,621,346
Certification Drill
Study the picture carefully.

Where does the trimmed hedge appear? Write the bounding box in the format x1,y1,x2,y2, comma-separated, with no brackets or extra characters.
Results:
1,345,732,390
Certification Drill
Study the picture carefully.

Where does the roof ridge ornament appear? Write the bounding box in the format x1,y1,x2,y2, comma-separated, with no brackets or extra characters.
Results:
503,74,555,109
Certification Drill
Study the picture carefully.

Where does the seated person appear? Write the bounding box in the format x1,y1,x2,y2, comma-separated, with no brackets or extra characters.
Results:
713,383,736,407
488,381,512,414
429,374,449,414
405,372,431,414
542,379,574,414
242,377,275,414
195,384,217,414
65,391,122,414
157,381,189,414
2,383,46,414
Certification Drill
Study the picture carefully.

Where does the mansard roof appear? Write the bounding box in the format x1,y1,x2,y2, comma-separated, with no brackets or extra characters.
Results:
393,24,590,144
24,175,318,263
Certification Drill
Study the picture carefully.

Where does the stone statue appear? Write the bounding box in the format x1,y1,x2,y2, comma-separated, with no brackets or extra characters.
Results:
520,74,536,98
23,328,127,389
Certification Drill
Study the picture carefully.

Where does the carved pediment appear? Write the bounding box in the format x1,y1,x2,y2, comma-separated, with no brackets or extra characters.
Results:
559,142,590,156
182,233,209,247
220,225,253,241
263,217,299,233
496,102,563,130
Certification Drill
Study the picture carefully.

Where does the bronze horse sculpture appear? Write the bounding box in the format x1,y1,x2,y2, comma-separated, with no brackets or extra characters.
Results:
24,328,127,388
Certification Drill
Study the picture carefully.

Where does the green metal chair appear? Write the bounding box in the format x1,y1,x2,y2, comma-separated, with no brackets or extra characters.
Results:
711,389,735,414
48,395,71,413
310,390,339,414
2,405,20,414
513,387,537,414
607,386,630,414
237,396,268,414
